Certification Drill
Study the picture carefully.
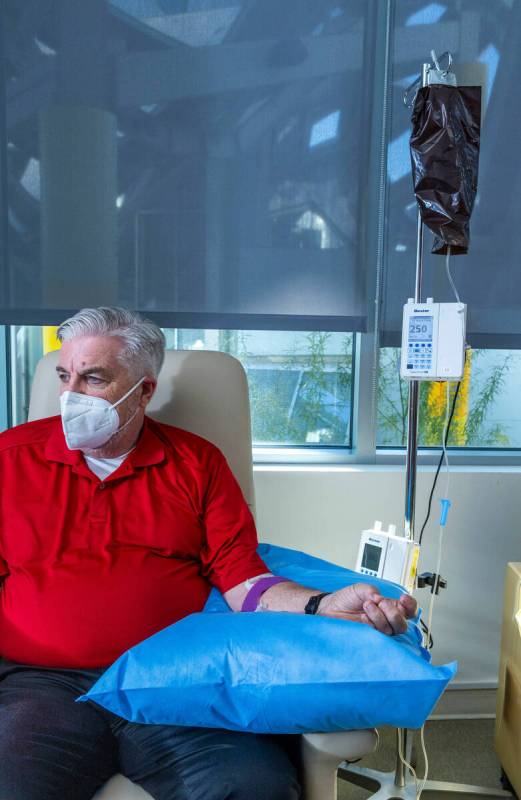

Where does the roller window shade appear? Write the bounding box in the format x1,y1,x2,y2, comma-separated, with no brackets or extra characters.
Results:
0,0,377,332
381,0,521,350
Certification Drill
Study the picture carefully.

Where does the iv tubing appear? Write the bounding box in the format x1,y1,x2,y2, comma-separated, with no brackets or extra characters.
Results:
445,247,461,303
425,382,451,639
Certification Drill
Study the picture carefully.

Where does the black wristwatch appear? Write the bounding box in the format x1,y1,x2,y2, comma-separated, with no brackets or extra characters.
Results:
304,592,331,615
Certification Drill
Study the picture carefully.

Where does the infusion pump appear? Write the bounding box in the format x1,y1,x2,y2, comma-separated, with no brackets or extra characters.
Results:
355,521,420,594
400,298,466,381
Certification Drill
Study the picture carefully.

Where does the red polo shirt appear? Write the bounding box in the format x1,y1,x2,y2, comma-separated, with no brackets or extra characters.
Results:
0,416,267,668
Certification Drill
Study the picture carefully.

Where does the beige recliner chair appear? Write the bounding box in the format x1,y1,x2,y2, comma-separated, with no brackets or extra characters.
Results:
28,348,378,800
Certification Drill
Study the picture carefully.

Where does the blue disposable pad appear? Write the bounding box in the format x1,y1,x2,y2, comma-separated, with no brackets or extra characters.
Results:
78,544,456,733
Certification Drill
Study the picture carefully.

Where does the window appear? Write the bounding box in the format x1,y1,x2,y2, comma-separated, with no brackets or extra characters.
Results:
9,326,354,449
377,347,517,449
3,1,521,462
7,327,521,457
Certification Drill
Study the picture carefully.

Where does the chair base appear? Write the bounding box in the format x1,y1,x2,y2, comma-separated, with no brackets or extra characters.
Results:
339,763,515,800
301,730,378,800
92,774,152,799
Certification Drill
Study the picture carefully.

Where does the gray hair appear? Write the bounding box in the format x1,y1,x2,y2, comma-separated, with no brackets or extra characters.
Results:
57,307,166,379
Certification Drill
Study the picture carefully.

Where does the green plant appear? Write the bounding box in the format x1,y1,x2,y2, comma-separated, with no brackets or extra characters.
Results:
238,332,353,445
377,348,511,447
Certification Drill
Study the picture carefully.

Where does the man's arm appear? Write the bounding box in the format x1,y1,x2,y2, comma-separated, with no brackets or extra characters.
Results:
203,449,417,635
224,578,417,636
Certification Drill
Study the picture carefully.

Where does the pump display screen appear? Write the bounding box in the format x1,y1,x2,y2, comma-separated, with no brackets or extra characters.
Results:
409,316,433,342
361,543,382,572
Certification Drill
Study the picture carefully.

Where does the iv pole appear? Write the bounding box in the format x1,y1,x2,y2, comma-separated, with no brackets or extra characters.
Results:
338,58,513,800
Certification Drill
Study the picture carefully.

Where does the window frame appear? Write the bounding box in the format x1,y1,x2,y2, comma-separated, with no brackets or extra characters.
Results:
0,326,9,430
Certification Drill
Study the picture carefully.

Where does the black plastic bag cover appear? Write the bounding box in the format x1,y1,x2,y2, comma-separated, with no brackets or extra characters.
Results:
410,85,481,255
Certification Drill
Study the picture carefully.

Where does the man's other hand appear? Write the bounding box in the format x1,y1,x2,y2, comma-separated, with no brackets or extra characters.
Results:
318,584,417,636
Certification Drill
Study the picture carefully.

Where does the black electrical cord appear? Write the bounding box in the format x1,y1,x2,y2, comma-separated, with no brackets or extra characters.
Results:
418,265,467,550
418,379,461,547
416,362,466,651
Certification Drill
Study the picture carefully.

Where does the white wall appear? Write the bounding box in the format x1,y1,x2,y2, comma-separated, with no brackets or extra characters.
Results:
253,465,521,687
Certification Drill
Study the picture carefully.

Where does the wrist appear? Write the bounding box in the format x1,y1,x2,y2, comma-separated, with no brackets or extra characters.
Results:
304,591,331,615
316,592,334,615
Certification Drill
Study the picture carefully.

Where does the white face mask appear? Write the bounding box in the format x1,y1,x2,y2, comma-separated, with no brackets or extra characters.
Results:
60,377,145,451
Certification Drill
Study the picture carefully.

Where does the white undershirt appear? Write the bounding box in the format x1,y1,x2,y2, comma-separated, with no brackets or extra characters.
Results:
83,450,134,481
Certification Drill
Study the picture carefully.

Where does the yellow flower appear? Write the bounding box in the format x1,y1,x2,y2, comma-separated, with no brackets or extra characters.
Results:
424,350,472,446
427,380,445,417
451,349,472,446
424,381,445,444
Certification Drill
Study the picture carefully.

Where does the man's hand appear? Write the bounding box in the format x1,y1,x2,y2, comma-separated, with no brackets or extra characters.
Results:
226,576,417,635
317,584,417,636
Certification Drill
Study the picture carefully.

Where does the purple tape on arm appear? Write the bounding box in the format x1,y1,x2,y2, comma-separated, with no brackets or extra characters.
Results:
241,576,289,612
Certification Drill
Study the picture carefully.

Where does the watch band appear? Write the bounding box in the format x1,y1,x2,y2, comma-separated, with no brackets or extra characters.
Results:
304,592,331,615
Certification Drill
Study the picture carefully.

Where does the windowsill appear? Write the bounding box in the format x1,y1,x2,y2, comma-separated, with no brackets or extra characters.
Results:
253,447,521,469
254,462,521,473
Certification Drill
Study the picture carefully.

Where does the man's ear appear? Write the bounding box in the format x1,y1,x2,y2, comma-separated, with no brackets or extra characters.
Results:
139,378,157,408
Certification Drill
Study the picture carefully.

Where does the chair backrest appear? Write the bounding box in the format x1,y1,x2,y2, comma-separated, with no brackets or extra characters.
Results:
28,349,255,514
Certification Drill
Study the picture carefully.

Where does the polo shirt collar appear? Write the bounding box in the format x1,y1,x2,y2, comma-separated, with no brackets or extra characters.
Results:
45,415,166,470
129,417,166,468
45,417,82,466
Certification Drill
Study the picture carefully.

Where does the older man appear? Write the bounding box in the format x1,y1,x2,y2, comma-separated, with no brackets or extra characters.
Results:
0,307,416,800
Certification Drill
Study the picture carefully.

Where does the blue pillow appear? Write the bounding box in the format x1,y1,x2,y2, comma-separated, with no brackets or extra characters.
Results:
78,545,456,733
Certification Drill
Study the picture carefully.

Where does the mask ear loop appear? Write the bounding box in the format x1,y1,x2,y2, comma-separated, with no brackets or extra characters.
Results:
111,376,146,409
109,376,146,439
113,404,142,437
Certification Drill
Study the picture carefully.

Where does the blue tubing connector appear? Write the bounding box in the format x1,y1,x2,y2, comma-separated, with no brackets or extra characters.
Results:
439,499,451,527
